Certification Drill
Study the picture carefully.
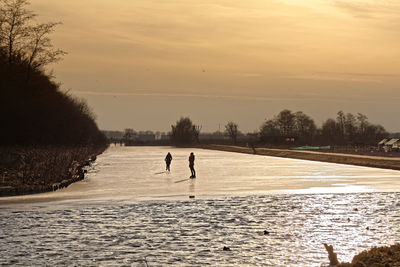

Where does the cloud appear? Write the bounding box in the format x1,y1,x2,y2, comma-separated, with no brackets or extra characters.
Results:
316,71,399,78
236,72,263,78
333,1,400,19
279,73,385,83
70,89,378,104
71,90,284,100
72,89,325,103
333,1,375,18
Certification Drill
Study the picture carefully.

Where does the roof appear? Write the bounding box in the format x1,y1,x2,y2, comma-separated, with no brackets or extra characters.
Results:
378,139,388,145
385,138,400,145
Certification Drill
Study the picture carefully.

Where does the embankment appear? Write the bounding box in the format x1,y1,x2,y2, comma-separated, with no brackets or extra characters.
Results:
199,144,400,171
0,145,106,197
324,243,400,266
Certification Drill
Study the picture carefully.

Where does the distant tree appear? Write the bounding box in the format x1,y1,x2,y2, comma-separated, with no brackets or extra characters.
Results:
260,109,389,146
322,111,389,145
171,117,197,145
344,113,357,143
225,121,239,145
123,128,135,140
192,124,202,144
276,109,295,137
294,111,317,143
321,118,340,143
364,124,388,144
336,111,346,142
260,109,316,144
0,0,65,69
259,119,280,143
357,113,368,136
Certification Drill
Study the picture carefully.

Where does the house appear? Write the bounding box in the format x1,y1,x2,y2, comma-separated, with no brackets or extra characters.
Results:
384,138,400,152
377,138,388,151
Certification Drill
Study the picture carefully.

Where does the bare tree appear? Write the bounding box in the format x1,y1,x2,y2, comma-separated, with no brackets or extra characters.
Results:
357,113,368,136
26,22,65,69
336,111,345,139
259,119,280,143
344,113,357,142
260,110,315,144
192,124,202,144
0,6,4,43
294,111,316,142
0,0,65,68
0,0,34,63
225,121,239,145
276,109,295,137
322,118,340,143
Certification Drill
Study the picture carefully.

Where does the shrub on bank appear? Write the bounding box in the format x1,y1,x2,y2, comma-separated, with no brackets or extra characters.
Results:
0,146,105,196
337,244,400,266
324,243,400,267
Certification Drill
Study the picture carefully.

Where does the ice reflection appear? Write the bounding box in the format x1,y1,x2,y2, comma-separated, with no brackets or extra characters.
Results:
2,146,400,205
1,193,400,266
282,185,374,195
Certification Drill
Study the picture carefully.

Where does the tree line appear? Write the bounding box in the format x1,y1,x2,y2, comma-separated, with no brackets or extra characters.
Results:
260,109,387,145
0,0,106,146
170,110,388,146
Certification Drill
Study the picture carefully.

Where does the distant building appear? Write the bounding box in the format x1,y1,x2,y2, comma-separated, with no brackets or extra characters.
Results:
384,138,400,152
102,130,124,139
200,131,229,141
137,131,156,142
378,138,388,151
160,133,170,141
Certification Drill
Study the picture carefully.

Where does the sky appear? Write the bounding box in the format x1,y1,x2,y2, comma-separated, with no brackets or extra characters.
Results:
30,0,400,133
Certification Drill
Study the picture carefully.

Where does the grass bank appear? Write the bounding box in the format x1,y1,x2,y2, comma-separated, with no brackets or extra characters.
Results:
324,243,400,266
0,145,106,197
199,144,400,171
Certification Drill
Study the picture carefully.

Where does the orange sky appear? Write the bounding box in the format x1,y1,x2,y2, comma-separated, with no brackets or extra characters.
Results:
31,0,400,132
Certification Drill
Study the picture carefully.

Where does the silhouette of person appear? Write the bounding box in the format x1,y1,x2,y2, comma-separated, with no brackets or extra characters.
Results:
165,152,172,172
189,152,196,178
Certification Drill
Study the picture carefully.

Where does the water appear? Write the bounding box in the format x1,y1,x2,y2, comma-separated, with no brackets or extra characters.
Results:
1,146,400,266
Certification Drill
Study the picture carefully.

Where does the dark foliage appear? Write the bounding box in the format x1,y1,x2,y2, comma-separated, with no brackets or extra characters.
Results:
171,117,200,145
0,49,106,146
259,109,317,144
259,109,388,146
321,111,388,145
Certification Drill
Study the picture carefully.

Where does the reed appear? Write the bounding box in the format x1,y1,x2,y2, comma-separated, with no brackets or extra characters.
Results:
335,243,400,266
0,145,106,196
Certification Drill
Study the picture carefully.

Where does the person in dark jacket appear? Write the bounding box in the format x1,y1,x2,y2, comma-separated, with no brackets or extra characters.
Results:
165,152,172,172
189,152,196,178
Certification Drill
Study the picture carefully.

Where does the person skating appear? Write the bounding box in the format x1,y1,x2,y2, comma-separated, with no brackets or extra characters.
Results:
165,152,172,172
189,152,196,178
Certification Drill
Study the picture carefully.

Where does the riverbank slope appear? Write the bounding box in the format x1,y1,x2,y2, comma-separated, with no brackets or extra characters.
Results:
199,144,400,171
0,145,106,197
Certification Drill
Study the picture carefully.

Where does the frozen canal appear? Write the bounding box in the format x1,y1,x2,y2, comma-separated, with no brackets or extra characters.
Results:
1,146,400,266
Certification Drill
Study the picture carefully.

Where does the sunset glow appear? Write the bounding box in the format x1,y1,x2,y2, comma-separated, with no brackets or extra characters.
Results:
31,0,400,132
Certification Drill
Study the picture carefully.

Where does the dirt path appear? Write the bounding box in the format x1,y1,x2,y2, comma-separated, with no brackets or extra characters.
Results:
199,144,400,171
